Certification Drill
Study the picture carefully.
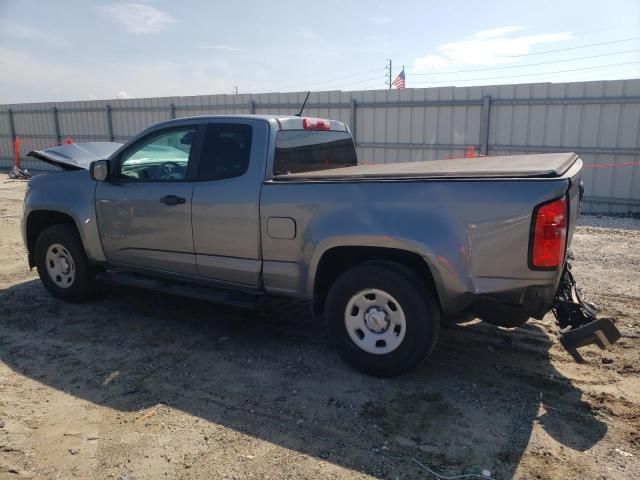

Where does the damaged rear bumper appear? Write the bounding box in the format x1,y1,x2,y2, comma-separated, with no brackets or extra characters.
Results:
553,259,621,362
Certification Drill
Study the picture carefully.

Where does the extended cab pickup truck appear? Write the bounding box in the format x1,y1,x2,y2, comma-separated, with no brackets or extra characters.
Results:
22,114,620,376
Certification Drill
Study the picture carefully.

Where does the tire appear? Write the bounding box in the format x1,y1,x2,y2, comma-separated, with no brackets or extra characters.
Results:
35,224,95,302
325,261,440,377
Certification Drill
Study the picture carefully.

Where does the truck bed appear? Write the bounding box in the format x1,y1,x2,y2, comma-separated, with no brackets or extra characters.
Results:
275,152,579,181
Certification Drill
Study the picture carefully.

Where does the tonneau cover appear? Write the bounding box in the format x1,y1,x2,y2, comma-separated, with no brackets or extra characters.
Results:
275,152,579,181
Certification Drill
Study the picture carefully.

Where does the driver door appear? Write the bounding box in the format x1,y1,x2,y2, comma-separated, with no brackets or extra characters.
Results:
95,125,201,276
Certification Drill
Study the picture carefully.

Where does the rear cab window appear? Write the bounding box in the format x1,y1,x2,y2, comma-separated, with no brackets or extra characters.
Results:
274,130,357,175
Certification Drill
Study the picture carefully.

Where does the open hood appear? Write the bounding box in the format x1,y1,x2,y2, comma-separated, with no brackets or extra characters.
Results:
27,142,123,171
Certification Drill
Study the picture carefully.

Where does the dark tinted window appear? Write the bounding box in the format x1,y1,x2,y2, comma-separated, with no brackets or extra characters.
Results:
274,130,357,175
198,123,252,181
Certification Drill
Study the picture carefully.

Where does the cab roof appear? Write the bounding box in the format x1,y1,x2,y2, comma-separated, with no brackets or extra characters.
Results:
156,114,349,132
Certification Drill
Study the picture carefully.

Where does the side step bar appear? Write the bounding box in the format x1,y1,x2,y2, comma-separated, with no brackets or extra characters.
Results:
96,270,261,309
553,259,621,363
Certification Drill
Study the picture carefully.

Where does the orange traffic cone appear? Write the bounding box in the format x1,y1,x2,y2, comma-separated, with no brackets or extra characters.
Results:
13,136,20,169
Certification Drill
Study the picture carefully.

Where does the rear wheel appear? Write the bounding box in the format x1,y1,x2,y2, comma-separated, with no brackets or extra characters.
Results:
35,224,95,302
325,261,440,377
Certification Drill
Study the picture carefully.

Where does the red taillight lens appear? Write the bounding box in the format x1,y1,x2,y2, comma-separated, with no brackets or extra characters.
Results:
302,117,331,130
531,197,567,269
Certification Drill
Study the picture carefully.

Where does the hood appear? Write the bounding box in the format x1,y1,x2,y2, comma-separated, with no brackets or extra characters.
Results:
27,142,123,170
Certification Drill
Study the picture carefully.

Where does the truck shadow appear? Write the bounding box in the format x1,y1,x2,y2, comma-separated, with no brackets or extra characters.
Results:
0,279,607,479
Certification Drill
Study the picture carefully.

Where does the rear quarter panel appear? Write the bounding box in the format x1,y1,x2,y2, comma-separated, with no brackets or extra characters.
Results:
260,178,570,314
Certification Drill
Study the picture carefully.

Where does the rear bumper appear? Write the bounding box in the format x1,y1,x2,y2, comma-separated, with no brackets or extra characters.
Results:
552,260,621,362
465,283,558,327
466,260,621,362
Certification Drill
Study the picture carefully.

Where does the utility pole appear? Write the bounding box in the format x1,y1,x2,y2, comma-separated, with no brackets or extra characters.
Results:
233,85,238,94
385,59,392,89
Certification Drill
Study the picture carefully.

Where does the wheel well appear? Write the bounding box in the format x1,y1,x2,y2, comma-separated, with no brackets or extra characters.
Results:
26,211,77,263
313,246,440,315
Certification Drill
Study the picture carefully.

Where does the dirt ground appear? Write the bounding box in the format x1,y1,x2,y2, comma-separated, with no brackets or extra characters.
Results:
0,176,638,480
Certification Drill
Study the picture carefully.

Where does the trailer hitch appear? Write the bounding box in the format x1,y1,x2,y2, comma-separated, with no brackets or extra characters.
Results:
552,258,621,363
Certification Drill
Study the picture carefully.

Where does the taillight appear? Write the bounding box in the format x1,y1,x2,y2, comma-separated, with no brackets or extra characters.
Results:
302,117,331,130
530,196,567,269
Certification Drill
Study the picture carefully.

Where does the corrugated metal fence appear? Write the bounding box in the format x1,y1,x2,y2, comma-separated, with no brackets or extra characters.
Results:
1,79,639,213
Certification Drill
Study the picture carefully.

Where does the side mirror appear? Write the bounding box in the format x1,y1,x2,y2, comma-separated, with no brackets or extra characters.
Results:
90,159,110,182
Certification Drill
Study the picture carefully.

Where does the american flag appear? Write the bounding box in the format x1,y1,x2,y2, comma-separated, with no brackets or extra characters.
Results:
392,68,405,89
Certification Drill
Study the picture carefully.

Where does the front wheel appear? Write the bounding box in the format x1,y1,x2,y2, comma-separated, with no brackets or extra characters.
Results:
35,224,95,302
325,262,440,377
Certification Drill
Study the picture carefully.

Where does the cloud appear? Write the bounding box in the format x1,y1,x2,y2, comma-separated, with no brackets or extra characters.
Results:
369,16,392,25
98,3,175,34
0,19,67,46
413,54,450,69
0,46,233,103
471,26,525,39
117,91,132,99
414,27,572,69
0,20,43,40
199,45,244,52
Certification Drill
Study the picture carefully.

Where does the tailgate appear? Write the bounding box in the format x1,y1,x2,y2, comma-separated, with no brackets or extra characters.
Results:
564,157,584,251
553,156,622,362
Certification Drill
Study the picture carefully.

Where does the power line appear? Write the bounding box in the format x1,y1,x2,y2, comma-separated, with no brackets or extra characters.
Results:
576,65,640,79
316,37,640,91
362,65,640,90
250,60,639,94
250,37,640,92
343,79,389,90
405,36,640,73
505,36,640,58
322,73,389,90
410,61,640,86
408,49,640,76
278,61,640,92
250,71,387,95
268,67,386,92
328,65,640,92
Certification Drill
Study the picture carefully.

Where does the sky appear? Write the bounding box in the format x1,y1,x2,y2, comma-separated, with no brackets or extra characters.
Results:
0,0,639,104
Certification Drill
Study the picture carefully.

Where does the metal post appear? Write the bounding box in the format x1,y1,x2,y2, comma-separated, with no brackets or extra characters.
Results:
106,105,115,142
52,106,62,145
349,99,357,145
169,103,176,119
248,100,256,114
479,95,492,156
7,108,16,140
7,108,18,168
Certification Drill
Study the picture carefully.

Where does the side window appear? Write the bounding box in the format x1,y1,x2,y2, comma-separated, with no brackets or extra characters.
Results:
120,127,196,181
198,123,252,181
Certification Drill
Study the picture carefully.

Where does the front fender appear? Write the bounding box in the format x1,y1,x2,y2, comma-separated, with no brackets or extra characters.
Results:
24,171,106,263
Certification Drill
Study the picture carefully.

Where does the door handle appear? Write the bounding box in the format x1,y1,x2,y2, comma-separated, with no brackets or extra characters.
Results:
160,195,186,206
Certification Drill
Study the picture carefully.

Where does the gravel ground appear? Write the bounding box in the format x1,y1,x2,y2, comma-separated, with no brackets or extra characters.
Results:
0,177,638,480
578,214,640,231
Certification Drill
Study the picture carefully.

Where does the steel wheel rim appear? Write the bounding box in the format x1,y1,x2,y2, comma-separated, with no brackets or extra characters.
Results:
45,243,76,289
344,288,407,355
